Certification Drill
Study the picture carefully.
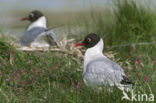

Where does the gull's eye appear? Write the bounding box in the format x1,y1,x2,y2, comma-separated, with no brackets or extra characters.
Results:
87,38,91,42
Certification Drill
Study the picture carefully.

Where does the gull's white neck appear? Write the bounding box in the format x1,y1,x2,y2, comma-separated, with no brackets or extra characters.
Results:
84,39,106,70
27,16,47,31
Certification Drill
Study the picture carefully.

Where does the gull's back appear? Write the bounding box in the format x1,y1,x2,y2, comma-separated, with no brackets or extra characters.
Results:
83,58,126,87
19,27,46,46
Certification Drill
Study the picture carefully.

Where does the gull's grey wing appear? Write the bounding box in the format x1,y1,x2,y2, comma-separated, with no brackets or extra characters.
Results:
44,29,58,44
19,27,46,46
83,58,126,87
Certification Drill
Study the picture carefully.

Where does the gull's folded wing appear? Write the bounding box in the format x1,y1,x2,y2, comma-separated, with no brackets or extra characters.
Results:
19,27,46,46
83,58,126,87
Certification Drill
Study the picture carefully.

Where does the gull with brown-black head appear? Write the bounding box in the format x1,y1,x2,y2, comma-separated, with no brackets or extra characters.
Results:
74,33,133,90
19,10,58,47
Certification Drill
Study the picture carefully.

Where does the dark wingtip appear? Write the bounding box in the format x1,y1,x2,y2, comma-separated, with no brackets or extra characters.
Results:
120,75,134,85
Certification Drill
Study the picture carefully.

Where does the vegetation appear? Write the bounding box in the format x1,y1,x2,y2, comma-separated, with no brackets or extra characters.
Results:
0,0,156,103
77,0,156,46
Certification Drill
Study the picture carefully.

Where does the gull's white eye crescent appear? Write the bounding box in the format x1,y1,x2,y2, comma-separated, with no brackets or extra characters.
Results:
30,13,34,17
87,38,91,42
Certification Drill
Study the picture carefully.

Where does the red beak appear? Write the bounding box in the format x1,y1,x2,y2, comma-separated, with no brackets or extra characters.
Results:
20,17,29,21
74,43,84,47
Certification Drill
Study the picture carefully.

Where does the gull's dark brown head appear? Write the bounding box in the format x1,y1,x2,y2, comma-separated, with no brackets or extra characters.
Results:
74,33,101,48
20,10,44,22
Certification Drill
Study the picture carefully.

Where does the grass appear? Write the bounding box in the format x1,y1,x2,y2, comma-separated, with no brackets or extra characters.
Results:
0,38,155,103
0,0,156,103
75,0,156,46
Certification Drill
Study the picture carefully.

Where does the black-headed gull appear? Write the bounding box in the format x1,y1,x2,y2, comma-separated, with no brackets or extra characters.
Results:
74,33,133,90
19,10,58,47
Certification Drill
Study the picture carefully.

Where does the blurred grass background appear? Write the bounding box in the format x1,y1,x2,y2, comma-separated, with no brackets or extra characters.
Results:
72,0,156,46
0,0,156,103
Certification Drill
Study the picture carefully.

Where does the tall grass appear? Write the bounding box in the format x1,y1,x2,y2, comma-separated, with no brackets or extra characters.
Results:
112,0,156,45
79,0,156,46
0,37,13,59
0,37,155,103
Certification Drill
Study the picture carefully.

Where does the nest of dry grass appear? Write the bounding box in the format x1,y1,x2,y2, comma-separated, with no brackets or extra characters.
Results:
11,38,117,61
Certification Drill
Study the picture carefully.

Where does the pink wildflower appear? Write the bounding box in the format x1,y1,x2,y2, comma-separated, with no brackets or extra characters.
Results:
19,69,24,73
144,76,148,83
33,66,37,70
19,88,23,94
30,60,33,65
130,45,135,52
19,69,26,75
31,69,34,73
136,55,141,65
19,80,26,86
22,98,25,102
10,49,14,57
13,72,18,80
76,81,81,90
136,58,140,65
